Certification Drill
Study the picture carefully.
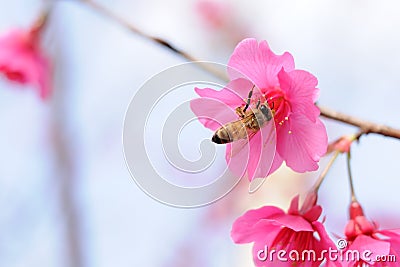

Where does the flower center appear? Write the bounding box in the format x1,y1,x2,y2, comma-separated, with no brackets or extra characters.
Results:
270,227,316,263
264,88,291,127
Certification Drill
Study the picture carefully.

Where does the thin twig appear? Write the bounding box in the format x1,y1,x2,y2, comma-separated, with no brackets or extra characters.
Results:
51,10,84,267
346,150,357,202
313,151,340,192
81,0,400,140
81,0,228,81
318,105,400,139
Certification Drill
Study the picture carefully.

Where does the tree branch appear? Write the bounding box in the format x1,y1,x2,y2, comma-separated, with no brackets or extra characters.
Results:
81,0,228,80
81,0,400,140
51,9,84,267
318,105,400,139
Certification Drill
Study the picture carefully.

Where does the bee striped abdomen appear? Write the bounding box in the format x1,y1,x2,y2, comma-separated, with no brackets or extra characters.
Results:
211,102,273,144
212,121,248,144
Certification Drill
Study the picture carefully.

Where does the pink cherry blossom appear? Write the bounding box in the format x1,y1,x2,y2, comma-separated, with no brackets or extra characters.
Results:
195,0,228,29
195,0,249,46
0,25,51,100
340,201,400,266
190,38,327,181
231,193,338,266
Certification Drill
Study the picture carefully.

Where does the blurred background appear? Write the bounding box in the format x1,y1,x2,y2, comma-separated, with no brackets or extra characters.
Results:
1,0,400,266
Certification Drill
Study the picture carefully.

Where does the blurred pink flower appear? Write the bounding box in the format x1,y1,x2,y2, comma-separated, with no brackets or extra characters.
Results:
341,201,400,266
191,38,327,181
195,0,228,29
0,24,51,99
327,135,356,154
231,194,338,266
195,0,249,46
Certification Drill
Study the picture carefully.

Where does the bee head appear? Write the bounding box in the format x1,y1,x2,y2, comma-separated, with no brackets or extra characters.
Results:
260,104,273,121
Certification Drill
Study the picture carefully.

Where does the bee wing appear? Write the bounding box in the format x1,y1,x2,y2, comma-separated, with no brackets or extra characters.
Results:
225,112,276,184
248,120,276,193
224,128,256,179
226,128,258,159
226,123,271,184
226,113,257,157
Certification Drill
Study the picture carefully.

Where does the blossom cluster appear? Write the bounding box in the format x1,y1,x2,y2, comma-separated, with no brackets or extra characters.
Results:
191,39,400,266
1,6,398,266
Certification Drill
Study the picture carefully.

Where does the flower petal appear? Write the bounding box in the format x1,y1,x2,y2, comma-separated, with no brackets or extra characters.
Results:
278,69,320,122
312,221,337,250
246,131,262,181
253,238,307,267
267,150,284,176
246,120,276,181
377,229,400,259
190,96,236,131
233,206,284,226
253,120,277,180
252,239,277,266
287,195,300,215
349,235,391,263
269,213,314,232
196,78,253,107
312,222,342,267
231,206,284,244
277,113,327,172
378,229,400,240
303,205,323,222
225,138,252,179
190,79,253,131
0,29,51,99
0,29,25,48
228,38,295,89
225,120,276,182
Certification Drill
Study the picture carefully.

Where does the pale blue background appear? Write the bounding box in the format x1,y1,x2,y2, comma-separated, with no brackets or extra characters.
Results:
1,0,400,266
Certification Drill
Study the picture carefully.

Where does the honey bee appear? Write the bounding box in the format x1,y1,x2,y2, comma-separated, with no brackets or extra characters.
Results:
212,87,273,144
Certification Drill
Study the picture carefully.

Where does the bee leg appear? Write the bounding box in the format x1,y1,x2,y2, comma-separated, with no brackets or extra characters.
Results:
256,99,261,109
236,107,245,118
243,85,255,113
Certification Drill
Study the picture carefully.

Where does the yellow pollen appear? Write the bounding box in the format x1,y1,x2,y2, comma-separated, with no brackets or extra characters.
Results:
279,122,283,126
285,116,289,120
288,130,292,134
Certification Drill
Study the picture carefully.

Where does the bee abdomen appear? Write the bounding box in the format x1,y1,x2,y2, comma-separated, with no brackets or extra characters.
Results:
212,122,247,144
212,128,231,144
